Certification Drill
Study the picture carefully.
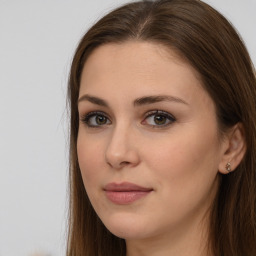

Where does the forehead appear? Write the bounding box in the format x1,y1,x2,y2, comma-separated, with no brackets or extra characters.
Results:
79,41,211,108
81,41,198,83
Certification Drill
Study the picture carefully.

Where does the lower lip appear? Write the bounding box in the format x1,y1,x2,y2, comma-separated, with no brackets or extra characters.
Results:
105,191,152,204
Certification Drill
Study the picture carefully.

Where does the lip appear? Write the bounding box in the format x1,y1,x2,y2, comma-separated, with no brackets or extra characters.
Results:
104,182,153,205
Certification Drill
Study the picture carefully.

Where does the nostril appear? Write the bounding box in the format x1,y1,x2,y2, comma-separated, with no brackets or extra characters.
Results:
105,141,140,169
120,161,130,166
106,160,130,169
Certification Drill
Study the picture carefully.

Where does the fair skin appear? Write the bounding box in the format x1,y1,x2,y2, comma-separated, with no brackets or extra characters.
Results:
77,41,246,256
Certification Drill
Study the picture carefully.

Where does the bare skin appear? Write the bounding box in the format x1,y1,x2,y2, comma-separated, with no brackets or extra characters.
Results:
77,41,246,256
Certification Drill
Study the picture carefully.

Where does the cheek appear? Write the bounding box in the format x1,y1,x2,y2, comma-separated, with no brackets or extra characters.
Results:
144,124,220,191
77,132,105,187
140,127,220,226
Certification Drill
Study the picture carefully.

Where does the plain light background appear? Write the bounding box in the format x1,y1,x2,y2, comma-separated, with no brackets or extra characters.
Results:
0,0,255,255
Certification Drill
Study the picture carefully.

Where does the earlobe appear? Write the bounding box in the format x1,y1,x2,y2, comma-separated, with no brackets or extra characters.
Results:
218,123,246,174
225,162,231,173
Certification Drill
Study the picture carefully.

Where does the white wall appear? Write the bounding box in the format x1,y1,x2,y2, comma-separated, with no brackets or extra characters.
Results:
0,1,255,255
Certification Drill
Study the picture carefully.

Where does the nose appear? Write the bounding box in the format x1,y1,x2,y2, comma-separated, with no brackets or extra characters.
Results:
105,124,140,170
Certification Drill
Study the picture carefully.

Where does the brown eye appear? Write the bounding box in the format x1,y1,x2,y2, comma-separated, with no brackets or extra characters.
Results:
154,115,167,125
143,110,176,128
96,115,108,125
82,112,111,127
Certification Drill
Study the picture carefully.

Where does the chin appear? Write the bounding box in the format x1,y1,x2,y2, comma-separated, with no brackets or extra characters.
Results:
101,211,151,239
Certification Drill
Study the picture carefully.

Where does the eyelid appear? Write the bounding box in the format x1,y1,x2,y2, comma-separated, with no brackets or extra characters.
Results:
144,110,175,118
80,111,111,128
142,110,176,127
79,109,176,128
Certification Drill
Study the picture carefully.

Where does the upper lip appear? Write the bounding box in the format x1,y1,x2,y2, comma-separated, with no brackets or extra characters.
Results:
104,182,153,192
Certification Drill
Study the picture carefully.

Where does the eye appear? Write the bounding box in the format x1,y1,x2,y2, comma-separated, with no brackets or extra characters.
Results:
142,110,176,127
81,111,111,127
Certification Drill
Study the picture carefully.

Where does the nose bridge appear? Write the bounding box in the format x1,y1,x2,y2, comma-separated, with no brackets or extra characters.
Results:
105,120,139,169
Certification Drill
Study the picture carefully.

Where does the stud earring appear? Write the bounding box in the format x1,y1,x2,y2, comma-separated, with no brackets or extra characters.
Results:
226,162,231,173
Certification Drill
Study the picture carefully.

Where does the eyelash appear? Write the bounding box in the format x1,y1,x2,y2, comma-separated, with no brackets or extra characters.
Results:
80,111,111,128
142,110,176,128
80,110,176,128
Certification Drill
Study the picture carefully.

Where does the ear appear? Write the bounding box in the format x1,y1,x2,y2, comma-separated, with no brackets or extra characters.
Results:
218,123,246,174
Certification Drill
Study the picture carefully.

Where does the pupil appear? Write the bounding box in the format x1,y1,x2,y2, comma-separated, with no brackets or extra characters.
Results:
154,115,166,125
96,115,106,124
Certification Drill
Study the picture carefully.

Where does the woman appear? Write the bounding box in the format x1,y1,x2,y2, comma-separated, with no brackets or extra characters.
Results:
66,0,256,255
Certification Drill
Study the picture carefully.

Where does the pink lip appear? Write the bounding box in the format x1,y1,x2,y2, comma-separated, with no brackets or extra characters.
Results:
104,182,153,205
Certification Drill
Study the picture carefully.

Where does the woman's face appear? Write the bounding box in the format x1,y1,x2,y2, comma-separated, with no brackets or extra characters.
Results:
77,41,227,241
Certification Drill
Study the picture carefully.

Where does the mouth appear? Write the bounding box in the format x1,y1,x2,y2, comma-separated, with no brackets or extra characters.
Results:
103,182,153,205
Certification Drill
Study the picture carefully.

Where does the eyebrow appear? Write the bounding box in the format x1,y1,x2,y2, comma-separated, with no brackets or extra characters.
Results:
78,94,108,106
78,94,188,107
134,95,188,106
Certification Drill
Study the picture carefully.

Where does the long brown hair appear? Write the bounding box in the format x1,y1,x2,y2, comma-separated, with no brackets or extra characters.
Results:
67,0,256,255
